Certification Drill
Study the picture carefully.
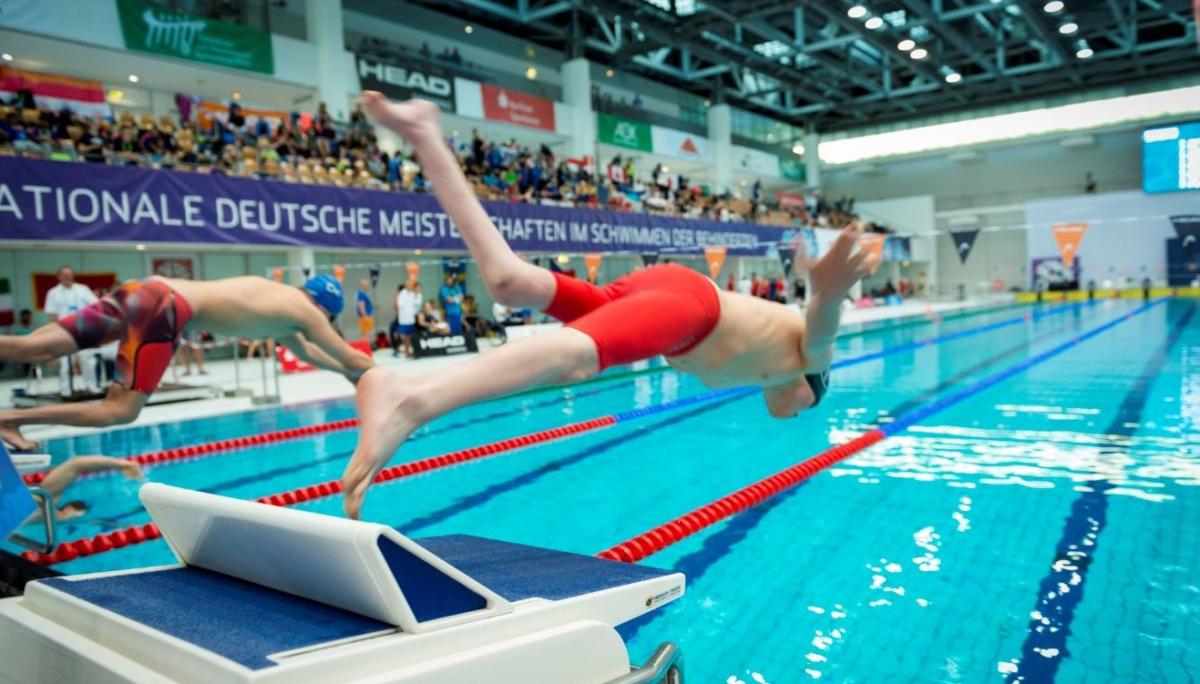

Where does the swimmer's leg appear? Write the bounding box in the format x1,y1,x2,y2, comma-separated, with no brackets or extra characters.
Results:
0,385,148,451
343,328,598,518
360,92,555,310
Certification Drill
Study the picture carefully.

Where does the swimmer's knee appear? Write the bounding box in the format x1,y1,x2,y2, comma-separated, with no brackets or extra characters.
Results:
557,339,600,383
485,270,526,305
102,389,143,425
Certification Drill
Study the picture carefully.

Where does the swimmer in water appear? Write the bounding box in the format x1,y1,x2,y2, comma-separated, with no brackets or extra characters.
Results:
342,92,878,519
0,275,373,451
20,454,143,522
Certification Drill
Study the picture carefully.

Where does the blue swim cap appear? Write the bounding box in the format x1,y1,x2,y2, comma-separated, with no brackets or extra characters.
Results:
303,275,344,317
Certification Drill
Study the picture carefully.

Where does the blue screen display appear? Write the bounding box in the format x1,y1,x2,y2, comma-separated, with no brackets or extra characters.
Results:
1143,121,1200,194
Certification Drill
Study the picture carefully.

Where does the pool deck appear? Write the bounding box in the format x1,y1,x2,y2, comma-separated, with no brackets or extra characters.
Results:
3,296,1010,445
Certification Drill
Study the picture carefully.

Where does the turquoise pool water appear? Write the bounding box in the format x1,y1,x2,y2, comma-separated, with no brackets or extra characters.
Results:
7,299,1198,682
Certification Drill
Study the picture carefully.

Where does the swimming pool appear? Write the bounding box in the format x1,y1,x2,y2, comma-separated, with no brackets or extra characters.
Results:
8,298,1198,682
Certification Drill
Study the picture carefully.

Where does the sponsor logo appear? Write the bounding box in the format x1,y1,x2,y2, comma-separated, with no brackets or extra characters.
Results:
418,335,467,350
613,121,641,147
141,9,207,56
645,585,683,609
358,59,452,97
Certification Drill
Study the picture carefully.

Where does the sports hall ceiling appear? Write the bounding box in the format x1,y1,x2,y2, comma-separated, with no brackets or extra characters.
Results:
407,0,1198,131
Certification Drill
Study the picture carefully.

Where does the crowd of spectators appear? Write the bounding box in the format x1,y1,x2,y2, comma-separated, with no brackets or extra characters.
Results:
0,94,865,231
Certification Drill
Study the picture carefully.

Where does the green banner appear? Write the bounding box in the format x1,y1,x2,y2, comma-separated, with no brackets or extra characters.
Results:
597,113,652,152
116,0,274,74
779,156,807,183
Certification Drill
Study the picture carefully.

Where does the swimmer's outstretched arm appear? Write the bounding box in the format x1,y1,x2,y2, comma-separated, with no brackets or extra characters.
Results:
805,224,877,371
360,92,556,310
38,456,143,501
287,302,374,383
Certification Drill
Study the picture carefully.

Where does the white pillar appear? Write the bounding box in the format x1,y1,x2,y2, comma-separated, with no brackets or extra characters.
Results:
306,0,354,120
561,58,596,163
708,103,732,196
287,248,316,285
804,130,821,189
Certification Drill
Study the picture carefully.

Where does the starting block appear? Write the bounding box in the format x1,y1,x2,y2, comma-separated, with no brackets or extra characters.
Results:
0,484,686,683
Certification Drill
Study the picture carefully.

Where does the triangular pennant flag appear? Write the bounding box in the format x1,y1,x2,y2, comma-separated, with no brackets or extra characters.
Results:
1052,222,1088,268
301,266,311,279
641,253,660,268
949,229,981,265
704,245,728,279
778,245,797,276
859,234,885,275
681,137,699,154
0,278,13,327
584,253,603,284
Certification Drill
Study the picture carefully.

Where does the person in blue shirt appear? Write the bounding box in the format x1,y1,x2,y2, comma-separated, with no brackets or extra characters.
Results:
439,274,464,335
356,279,375,342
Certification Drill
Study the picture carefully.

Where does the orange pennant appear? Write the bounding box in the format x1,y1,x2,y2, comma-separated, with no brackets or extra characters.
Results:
1052,222,1088,268
405,260,420,283
271,267,283,282
704,245,728,279
859,234,885,275
332,264,346,282
584,253,603,284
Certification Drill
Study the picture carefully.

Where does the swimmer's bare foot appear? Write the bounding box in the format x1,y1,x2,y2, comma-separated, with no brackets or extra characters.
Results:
358,91,441,143
342,366,423,519
0,422,38,452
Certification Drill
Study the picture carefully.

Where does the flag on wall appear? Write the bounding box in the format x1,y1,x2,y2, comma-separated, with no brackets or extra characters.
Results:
1051,222,1089,268
949,229,981,265
584,253,603,283
1170,215,1200,258
0,278,13,326
704,246,727,279
0,66,108,117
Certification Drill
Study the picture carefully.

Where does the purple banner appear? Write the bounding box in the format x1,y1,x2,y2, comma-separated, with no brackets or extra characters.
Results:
0,157,778,255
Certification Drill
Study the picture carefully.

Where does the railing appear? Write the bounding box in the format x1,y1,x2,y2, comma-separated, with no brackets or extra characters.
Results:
605,642,683,684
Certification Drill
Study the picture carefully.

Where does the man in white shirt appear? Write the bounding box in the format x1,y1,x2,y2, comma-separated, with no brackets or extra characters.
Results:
43,266,99,396
393,281,421,358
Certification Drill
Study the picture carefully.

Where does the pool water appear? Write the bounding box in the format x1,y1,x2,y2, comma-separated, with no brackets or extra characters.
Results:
7,299,1198,682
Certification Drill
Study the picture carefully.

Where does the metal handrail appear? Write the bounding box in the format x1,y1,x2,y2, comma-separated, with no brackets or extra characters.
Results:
7,487,57,554
604,642,683,684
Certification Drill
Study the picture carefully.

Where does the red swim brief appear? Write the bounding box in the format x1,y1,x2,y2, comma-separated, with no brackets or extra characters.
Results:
544,264,721,370
56,278,194,393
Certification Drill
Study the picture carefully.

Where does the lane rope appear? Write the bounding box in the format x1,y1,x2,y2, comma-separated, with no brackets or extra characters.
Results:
19,301,1031,485
596,300,1165,563
21,302,1080,566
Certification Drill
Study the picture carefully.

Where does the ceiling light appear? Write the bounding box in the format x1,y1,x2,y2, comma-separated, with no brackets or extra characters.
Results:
898,39,916,51
232,91,242,100
1,53,12,62
865,16,884,30
1043,1,1064,12
945,72,962,83
464,25,474,34
847,5,868,19
1076,46,1093,58
605,68,614,77
135,244,147,251
525,66,538,80
127,74,140,83
792,143,805,155
1058,22,1078,34
911,47,929,59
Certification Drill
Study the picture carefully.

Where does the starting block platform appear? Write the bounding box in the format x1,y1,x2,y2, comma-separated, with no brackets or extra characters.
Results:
12,382,222,408
0,484,685,684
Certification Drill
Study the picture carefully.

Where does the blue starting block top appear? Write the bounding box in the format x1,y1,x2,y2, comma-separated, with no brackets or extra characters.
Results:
38,534,674,670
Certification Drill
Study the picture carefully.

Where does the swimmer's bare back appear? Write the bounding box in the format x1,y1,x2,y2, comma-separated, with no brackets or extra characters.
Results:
162,276,320,339
162,276,374,382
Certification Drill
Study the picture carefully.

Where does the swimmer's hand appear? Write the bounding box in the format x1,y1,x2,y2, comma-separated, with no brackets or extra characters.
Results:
359,91,442,142
807,223,879,299
120,461,144,481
